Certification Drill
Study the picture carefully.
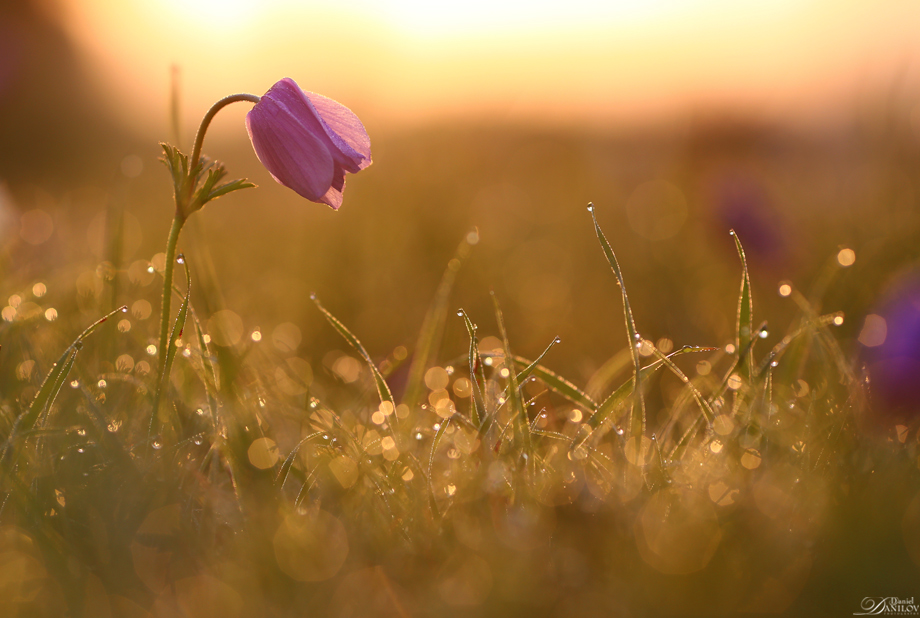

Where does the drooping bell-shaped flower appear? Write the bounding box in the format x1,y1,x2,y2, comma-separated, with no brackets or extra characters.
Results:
245,78,372,210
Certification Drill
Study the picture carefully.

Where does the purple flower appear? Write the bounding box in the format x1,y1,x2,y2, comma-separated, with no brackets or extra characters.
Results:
246,78,371,210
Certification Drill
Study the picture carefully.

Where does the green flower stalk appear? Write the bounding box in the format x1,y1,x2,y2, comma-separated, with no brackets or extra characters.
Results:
154,79,373,427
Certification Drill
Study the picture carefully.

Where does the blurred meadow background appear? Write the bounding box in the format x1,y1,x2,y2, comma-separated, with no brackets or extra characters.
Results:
2,0,920,616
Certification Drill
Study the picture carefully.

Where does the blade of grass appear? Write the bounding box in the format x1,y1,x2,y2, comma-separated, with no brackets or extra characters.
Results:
457,309,485,430
506,356,596,411
645,341,715,425
590,204,645,441
731,230,754,381
312,294,396,424
709,321,767,405
403,229,476,410
150,256,191,440
589,346,713,429
1,305,125,466
491,292,532,459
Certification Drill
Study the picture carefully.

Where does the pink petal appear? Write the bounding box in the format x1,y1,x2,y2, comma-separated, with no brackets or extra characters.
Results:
246,89,334,202
265,79,370,174
318,164,346,210
305,91,372,171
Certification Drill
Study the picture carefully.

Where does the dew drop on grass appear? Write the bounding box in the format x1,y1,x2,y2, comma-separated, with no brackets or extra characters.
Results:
76,428,86,436
192,436,202,445
147,265,154,273
176,254,185,265
615,427,624,435
70,380,79,388
146,345,157,356
554,337,561,344
586,204,594,212
97,379,106,389
309,399,319,409
415,433,423,440
433,423,440,431
456,310,463,317
151,437,162,450
76,448,84,454
759,330,769,339
195,408,205,416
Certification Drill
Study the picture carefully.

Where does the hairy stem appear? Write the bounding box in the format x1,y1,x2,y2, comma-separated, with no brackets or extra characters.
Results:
189,93,261,175
156,215,184,389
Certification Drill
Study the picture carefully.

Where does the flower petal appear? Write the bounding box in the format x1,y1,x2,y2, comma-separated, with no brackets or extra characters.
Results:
305,91,372,171
264,78,370,174
246,90,334,202
317,164,346,210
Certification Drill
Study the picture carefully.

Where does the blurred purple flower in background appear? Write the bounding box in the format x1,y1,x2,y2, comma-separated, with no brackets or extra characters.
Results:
710,170,787,266
862,274,920,422
246,78,372,210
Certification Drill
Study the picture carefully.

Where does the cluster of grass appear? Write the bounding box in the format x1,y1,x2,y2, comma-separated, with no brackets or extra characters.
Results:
0,179,917,617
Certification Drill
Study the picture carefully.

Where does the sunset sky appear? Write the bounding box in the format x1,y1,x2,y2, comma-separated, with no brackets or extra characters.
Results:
57,0,920,136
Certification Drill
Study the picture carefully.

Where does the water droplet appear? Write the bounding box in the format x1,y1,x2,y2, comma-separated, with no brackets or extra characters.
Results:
554,337,561,344
771,360,779,367
729,230,735,236
456,310,463,317
176,254,185,264
195,408,205,416
76,448,84,454
759,330,768,339
147,265,154,273
433,423,440,431
70,380,79,388
634,333,641,340
615,427,624,435
120,306,128,313
97,379,106,389
192,436,203,445
415,432,423,440
151,437,162,450
309,293,317,300
76,428,86,436
309,399,319,409
586,204,594,212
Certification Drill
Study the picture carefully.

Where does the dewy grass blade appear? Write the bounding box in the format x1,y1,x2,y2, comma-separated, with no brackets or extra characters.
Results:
1,305,125,466
491,292,532,457
403,229,476,410
312,294,397,423
507,356,596,411
589,346,712,429
731,230,754,381
458,309,485,430
645,341,716,425
590,204,645,441
709,321,767,405
151,256,191,437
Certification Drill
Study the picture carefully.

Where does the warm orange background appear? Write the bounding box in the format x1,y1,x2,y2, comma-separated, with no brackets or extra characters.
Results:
60,0,920,135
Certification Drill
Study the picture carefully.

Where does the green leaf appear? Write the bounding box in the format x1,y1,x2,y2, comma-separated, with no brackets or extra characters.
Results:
732,230,754,381
503,355,596,411
312,295,397,425
1,305,125,468
403,229,476,410
646,341,715,425
590,204,645,440
457,309,485,430
588,346,712,429
491,292,531,457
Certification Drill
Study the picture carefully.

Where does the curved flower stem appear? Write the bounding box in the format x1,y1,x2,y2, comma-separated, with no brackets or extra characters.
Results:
154,92,261,421
189,93,261,174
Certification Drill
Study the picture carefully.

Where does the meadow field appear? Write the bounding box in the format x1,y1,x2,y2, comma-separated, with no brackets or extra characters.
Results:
2,1,920,617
